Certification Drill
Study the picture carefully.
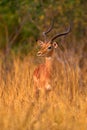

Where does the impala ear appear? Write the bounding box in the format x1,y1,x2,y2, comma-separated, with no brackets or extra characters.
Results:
53,42,58,48
37,40,43,46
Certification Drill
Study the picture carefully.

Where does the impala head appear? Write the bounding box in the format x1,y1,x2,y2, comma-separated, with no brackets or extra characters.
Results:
37,40,58,57
37,20,71,57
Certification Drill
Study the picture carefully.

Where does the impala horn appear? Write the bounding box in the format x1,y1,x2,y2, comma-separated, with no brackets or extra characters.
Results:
43,20,54,41
51,24,71,43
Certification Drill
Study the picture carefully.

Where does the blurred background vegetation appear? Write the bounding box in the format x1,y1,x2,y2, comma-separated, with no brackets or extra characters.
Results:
0,0,86,56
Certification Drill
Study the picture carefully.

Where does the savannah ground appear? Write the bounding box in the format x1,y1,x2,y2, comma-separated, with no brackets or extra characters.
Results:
0,42,87,130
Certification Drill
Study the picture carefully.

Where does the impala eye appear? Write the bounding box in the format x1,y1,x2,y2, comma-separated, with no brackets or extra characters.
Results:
48,46,52,50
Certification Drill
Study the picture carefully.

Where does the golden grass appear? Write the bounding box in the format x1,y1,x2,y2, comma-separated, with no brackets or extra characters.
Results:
0,54,87,130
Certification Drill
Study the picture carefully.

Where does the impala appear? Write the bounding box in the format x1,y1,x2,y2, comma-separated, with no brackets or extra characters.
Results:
33,20,71,98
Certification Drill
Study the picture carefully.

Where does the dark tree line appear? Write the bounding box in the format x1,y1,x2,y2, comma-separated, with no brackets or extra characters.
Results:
0,0,86,55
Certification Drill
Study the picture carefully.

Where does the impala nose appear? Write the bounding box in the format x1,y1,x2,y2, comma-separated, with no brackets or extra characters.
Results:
37,51,42,56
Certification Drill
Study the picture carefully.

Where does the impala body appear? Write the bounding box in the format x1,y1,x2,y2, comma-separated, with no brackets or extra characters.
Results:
33,20,71,98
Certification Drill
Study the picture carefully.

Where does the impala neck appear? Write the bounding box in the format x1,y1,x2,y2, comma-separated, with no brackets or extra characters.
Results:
45,50,56,70
45,57,52,69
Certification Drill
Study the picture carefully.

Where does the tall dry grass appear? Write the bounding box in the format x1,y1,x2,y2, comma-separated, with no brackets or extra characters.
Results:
0,51,87,130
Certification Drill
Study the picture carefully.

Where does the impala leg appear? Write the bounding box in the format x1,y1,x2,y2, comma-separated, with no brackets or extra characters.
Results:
35,87,40,100
45,86,51,100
